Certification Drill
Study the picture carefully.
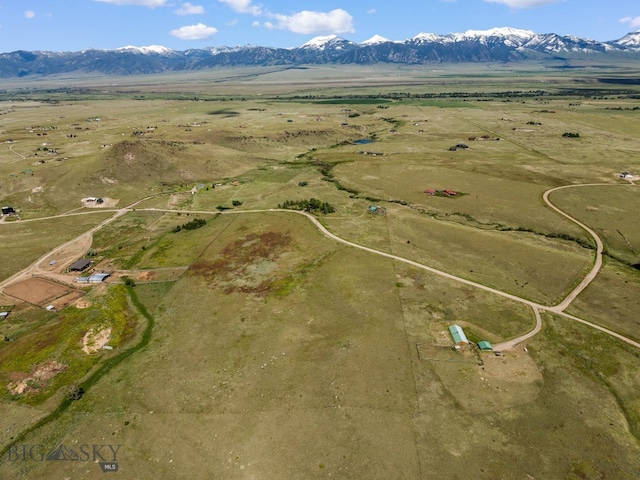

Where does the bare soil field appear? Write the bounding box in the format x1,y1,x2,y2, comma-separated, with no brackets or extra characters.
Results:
3,277,79,306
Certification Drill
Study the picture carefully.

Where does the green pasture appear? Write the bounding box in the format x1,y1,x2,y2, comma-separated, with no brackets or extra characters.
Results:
566,258,640,343
0,304,51,357
532,311,640,449
549,184,640,266
0,286,135,405
332,161,590,237
91,210,220,269
380,205,589,304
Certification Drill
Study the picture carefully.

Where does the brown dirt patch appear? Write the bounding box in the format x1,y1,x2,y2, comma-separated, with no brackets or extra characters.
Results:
7,361,68,396
74,299,91,309
30,234,92,277
137,271,155,281
189,231,292,295
82,327,112,355
49,290,85,311
4,278,77,306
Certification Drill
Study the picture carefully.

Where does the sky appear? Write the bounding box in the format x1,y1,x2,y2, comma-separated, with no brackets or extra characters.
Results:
0,0,639,53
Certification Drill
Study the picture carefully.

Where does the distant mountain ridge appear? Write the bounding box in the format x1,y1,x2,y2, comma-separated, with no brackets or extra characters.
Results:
1,27,639,78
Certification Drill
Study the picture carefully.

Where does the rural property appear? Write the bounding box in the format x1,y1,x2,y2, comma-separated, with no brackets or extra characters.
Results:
1,63,640,479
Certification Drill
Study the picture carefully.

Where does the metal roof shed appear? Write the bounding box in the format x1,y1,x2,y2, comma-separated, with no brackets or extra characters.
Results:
89,273,110,283
478,341,493,351
449,325,469,345
69,258,92,272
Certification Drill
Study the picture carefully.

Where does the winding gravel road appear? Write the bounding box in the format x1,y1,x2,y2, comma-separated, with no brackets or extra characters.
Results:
2,183,639,351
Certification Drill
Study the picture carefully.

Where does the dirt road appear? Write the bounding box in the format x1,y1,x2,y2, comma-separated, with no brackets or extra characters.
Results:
2,184,638,352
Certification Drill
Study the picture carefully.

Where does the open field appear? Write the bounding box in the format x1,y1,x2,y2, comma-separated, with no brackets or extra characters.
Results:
1,64,640,478
566,258,640,343
549,184,640,266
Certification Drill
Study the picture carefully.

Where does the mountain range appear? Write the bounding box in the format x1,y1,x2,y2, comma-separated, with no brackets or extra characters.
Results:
2,27,640,78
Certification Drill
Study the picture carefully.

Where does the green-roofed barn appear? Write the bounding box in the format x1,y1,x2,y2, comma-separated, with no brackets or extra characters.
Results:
448,324,469,345
478,341,493,351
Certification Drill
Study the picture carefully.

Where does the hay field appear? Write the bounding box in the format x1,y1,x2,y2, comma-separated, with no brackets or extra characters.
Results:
1,65,640,479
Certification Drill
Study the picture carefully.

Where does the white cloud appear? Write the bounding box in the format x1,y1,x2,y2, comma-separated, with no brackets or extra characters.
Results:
170,22,218,40
270,9,354,35
218,0,262,16
94,0,168,7
25,10,36,19
483,0,560,8
175,3,204,15
252,20,260,27
620,16,640,28
367,8,376,14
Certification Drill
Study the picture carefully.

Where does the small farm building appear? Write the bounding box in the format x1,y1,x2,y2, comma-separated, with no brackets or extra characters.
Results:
449,324,469,345
89,273,110,283
69,258,92,272
368,205,386,215
478,341,493,351
2,206,15,215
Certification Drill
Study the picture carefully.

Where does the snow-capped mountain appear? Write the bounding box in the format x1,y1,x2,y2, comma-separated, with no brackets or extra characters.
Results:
1,28,639,78
611,31,640,50
466,27,535,38
300,35,357,51
409,32,443,44
115,45,175,55
361,35,392,45
407,27,536,46
521,33,612,53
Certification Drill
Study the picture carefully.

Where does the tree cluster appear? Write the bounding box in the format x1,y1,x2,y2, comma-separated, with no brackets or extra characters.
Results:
278,198,335,214
173,217,206,232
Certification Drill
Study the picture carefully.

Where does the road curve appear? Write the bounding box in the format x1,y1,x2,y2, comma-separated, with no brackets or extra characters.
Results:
493,306,542,351
542,184,608,312
9,143,26,160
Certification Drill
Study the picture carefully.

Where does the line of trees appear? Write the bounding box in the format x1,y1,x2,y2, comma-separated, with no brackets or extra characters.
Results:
278,198,335,214
173,217,206,232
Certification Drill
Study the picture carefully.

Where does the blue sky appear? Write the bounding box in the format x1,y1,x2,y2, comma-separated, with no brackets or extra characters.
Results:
0,0,639,53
